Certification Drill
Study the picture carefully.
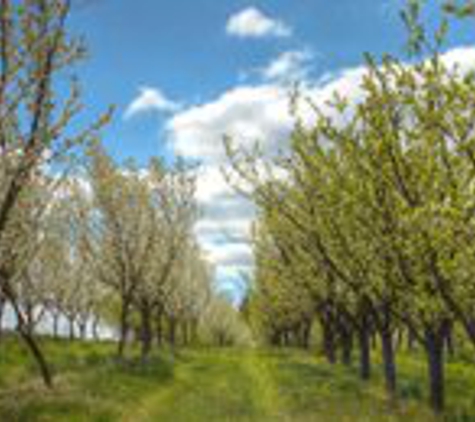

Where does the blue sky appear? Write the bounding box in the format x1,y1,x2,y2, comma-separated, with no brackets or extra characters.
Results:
68,0,475,297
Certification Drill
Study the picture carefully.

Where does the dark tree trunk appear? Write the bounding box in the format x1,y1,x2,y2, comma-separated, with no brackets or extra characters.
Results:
140,301,153,360
300,319,311,349
378,302,397,397
337,311,353,366
425,323,446,413
78,320,87,340
25,302,35,336
358,313,371,380
156,310,163,347
270,329,280,346
321,316,336,364
117,300,131,358
19,324,53,387
4,284,53,388
381,328,397,396
407,327,417,352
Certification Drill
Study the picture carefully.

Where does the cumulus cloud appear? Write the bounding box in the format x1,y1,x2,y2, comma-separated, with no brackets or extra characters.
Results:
167,85,295,163
261,50,315,82
226,7,291,39
124,87,180,119
438,46,475,73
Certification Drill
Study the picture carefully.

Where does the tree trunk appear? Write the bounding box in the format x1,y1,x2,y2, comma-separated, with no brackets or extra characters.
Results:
68,317,76,341
358,314,371,380
378,302,397,397
301,320,311,349
78,320,87,340
156,311,163,347
25,302,36,336
117,300,131,358
52,312,59,339
381,327,397,396
4,284,53,388
92,317,100,340
140,301,153,360
19,324,53,387
425,324,446,413
321,317,336,364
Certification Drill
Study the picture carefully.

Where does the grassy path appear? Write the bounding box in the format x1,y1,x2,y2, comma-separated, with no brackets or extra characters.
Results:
119,349,440,422
122,350,266,422
120,349,307,422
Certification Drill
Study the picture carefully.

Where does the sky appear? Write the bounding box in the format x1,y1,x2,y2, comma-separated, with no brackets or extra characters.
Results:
68,0,475,299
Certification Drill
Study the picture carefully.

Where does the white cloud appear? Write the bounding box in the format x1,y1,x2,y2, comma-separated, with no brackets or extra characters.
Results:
261,50,315,82
167,85,295,163
438,46,475,73
124,87,180,119
226,7,291,39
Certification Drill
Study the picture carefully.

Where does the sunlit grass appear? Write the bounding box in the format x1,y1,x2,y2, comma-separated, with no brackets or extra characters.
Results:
1,337,475,421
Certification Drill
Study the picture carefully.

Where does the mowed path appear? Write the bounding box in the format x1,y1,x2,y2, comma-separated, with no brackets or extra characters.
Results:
121,350,294,422
120,349,435,422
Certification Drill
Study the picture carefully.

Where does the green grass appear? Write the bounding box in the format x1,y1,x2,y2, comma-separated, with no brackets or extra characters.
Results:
1,337,475,421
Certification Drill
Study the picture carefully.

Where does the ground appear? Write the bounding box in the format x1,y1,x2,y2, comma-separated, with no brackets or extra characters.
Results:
0,338,474,421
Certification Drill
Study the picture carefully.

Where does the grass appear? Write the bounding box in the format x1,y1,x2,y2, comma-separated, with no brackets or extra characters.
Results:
1,336,475,421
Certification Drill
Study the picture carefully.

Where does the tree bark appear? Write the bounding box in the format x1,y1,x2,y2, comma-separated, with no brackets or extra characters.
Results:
425,323,446,413
381,327,397,396
78,320,87,340
140,300,153,360
378,302,397,397
321,315,336,364
156,310,163,347
68,317,76,341
358,313,371,380
3,283,53,388
300,319,312,349
117,299,131,358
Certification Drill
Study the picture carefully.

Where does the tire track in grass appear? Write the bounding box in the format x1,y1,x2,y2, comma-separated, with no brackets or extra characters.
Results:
241,350,293,421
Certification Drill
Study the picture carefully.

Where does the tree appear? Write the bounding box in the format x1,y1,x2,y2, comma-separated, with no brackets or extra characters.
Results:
0,0,111,387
